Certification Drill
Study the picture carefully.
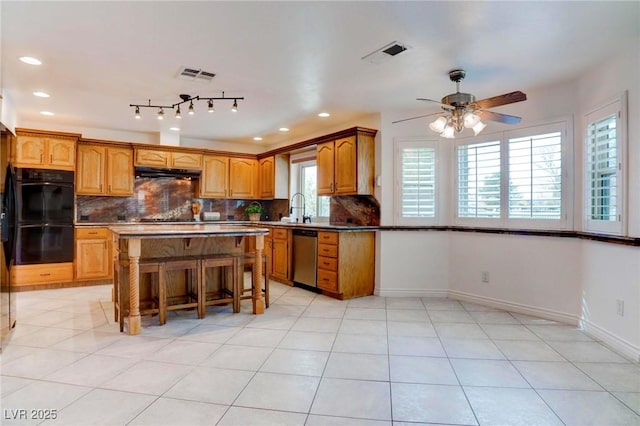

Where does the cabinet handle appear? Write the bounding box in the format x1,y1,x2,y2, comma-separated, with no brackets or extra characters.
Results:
41,153,44,162
88,232,98,235
100,184,103,192
323,261,330,266
104,241,107,249
39,273,51,277
109,185,112,192
50,154,53,163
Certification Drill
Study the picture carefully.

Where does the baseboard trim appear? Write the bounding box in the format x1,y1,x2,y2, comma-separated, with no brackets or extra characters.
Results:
581,319,640,363
375,288,448,298
447,290,580,326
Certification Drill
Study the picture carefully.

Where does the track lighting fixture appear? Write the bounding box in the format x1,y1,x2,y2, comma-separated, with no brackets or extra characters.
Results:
129,92,244,119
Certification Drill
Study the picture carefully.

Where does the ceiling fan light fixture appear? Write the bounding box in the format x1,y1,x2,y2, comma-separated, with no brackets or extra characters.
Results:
429,116,447,133
441,124,456,139
463,111,480,128
472,120,487,136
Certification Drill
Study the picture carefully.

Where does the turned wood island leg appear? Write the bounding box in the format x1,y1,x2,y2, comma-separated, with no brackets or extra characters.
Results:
127,238,142,335
253,234,265,314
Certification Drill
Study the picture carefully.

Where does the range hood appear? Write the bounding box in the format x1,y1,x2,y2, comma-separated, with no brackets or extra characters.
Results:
134,166,201,179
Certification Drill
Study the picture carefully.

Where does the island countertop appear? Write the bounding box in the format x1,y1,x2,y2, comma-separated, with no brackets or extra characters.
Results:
108,223,270,239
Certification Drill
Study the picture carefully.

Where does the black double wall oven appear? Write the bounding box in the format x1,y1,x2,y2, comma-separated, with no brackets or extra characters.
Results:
3,167,75,265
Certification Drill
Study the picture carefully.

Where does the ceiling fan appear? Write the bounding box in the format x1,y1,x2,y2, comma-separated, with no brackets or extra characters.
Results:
394,69,527,138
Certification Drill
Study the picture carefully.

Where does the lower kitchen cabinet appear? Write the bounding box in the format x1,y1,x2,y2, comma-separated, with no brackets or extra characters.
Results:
271,228,291,283
75,227,112,280
317,230,375,299
10,263,74,289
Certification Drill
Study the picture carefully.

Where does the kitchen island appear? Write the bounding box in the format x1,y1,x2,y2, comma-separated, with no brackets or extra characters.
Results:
109,223,269,335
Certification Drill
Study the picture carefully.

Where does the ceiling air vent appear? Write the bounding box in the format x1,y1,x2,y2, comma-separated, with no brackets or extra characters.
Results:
177,66,216,82
362,41,411,64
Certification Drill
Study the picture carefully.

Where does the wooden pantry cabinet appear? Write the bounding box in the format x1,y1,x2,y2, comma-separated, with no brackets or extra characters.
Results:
317,129,375,196
76,143,133,196
200,155,257,199
135,148,202,169
75,227,112,280
317,230,375,299
12,130,78,170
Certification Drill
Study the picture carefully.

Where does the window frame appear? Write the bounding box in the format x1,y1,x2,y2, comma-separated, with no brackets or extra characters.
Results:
583,93,627,236
453,119,572,230
394,138,439,226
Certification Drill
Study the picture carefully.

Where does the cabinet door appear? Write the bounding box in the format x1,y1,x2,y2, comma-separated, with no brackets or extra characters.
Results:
48,139,76,169
229,158,257,198
258,157,275,199
334,136,357,194
135,148,169,167
106,147,133,195
76,144,106,195
14,136,46,167
317,141,335,195
201,155,229,198
271,237,289,280
76,238,111,279
171,152,202,169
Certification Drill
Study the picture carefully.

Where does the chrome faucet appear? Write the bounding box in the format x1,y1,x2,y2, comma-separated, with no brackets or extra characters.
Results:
290,192,310,222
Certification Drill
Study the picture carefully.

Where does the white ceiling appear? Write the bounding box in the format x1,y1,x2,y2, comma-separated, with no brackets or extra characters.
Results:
2,1,638,147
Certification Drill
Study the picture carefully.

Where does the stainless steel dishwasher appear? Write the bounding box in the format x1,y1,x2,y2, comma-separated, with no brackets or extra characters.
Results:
293,229,318,289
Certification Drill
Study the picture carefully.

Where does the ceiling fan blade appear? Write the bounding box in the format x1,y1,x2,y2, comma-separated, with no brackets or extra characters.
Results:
392,111,442,124
473,91,527,109
477,110,522,125
416,98,454,110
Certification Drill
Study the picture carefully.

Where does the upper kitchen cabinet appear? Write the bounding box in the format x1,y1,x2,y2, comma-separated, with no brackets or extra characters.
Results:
316,128,375,196
77,142,133,196
229,157,258,199
199,155,257,199
258,154,289,199
12,129,79,171
200,155,229,198
135,148,202,169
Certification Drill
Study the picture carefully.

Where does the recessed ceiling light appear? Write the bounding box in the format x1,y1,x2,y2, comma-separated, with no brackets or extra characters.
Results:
318,112,330,118
20,56,42,65
253,137,263,141
169,127,180,131
33,91,50,98
279,127,289,132
40,111,54,116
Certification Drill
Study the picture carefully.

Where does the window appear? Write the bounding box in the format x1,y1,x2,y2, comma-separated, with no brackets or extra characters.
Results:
455,120,570,229
584,95,626,235
395,140,437,225
298,161,329,219
457,140,501,219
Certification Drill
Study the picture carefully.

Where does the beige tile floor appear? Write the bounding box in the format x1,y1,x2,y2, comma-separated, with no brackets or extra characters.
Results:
1,280,639,426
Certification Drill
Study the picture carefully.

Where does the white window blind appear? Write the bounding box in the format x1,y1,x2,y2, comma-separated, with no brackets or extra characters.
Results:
584,95,625,236
508,132,562,219
457,141,501,218
395,140,437,225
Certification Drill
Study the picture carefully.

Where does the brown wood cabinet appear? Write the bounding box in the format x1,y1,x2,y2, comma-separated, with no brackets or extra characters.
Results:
10,263,74,288
135,148,202,170
200,155,229,198
229,157,258,199
317,230,375,299
75,227,112,280
271,228,291,282
77,143,133,196
259,154,289,199
316,131,375,196
12,131,77,170
200,155,257,199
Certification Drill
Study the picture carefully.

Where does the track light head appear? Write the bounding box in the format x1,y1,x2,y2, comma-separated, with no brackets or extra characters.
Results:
157,107,164,120
175,106,182,119
231,99,238,113
188,101,195,115
208,100,214,113
134,106,141,119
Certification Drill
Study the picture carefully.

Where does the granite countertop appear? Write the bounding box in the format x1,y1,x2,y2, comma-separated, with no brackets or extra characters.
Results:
78,220,378,232
108,223,270,238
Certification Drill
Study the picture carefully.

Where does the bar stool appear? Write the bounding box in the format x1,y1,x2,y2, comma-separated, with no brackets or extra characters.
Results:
114,258,166,332
239,253,270,308
199,254,239,315
163,256,202,318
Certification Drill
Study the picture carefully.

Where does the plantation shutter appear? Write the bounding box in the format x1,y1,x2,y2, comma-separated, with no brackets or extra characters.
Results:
457,141,501,218
400,145,436,218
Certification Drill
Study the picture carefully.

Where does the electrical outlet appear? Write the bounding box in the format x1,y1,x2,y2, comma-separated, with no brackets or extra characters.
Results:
481,271,490,283
616,300,624,317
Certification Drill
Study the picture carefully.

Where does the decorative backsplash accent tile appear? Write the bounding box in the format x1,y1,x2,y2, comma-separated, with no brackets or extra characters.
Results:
330,195,380,226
